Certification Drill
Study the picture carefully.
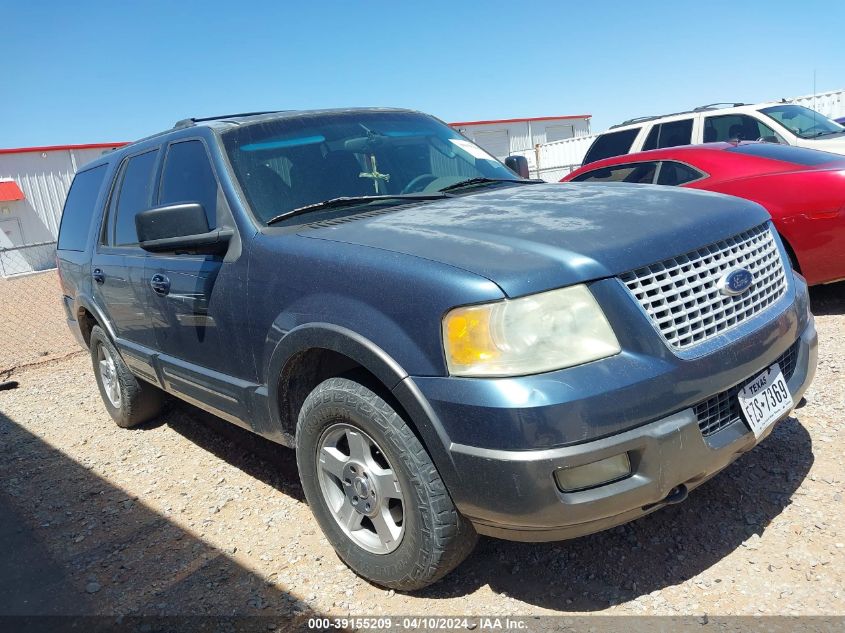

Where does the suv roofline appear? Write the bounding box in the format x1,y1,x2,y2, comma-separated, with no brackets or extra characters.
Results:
610,102,752,129
608,100,802,131
86,107,425,168
172,111,291,129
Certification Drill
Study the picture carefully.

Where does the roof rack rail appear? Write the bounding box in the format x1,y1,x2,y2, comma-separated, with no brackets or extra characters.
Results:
693,102,747,111
612,109,694,128
173,111,283,129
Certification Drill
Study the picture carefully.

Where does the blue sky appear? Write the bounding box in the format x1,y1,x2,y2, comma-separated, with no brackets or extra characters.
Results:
4,0,843,147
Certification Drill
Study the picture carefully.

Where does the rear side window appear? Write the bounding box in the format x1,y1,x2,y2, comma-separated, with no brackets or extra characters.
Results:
582,128,640,165
642,119,694,151
703,114,781,143
57,165,108,251
112,150,159,246
656,161,706,186
158,140,218,228
571,161,657,183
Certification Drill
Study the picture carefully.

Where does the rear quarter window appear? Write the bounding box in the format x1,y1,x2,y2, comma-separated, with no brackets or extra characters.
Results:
583,128,640,165
656,161,706,186
57,164,108,251
571,161,657,183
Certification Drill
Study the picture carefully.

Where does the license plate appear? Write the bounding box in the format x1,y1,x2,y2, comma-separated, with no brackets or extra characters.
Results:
737,363,792,437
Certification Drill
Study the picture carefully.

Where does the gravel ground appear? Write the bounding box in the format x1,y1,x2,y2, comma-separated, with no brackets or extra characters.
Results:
0,283,843,622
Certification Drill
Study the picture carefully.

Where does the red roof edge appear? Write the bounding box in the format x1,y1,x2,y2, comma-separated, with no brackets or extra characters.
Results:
0,142,129,156
449,115,592,127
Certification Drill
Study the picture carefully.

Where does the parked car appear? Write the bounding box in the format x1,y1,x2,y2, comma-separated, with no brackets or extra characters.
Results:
564,141,845,286
582,102,845,165
57,108,817,590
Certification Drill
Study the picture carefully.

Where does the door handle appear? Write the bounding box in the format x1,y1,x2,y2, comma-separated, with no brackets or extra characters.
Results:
150,273,171,296
92,268,105,284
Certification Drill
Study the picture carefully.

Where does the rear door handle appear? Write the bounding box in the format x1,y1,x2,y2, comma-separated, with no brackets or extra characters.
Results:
92,268,105,284
150,273,171,296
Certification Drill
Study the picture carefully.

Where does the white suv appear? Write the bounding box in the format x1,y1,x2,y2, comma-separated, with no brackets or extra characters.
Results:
583,102,845,165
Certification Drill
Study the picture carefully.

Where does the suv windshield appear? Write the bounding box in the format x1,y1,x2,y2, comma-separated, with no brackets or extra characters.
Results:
760,104,845,139
221,111,519,223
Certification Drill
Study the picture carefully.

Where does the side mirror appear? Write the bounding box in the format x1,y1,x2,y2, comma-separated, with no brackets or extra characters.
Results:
759,136,780,144
505,155,530,179
136,202,232,254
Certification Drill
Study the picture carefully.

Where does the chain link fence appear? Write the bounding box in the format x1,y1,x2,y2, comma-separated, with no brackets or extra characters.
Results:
0,242,80,375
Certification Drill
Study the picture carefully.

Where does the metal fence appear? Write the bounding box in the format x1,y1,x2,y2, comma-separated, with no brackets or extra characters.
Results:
0,242,80,374
0,241,57,277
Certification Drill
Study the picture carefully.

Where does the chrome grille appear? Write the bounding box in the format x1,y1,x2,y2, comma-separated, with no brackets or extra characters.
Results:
621,224,787,350
694,340,800,436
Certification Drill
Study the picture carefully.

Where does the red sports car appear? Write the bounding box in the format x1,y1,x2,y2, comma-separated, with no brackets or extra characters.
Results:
563,142,845,285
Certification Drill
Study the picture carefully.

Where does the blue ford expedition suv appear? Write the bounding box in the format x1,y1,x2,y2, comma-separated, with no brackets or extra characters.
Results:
57,109,817,590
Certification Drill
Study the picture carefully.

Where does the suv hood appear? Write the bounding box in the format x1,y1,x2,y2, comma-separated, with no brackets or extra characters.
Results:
298,183,770,297
800,134,845,154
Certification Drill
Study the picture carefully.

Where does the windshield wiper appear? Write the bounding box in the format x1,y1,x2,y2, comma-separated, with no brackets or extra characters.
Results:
438,177,543,193
266,193,452,225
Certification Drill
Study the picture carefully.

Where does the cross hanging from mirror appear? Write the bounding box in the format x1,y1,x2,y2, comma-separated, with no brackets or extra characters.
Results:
359,154,390,194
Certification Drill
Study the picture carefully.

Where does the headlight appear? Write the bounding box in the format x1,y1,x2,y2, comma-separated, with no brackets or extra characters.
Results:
442,285,620,377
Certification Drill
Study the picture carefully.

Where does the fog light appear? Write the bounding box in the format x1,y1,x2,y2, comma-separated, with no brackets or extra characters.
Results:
554,453,631,492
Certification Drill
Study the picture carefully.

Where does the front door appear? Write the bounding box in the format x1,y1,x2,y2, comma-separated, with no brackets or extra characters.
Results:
144,139,250,425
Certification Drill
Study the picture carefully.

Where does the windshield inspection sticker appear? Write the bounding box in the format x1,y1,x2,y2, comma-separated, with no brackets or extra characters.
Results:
449,138,497,161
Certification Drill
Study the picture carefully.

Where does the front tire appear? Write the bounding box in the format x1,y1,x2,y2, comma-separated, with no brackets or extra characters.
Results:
89,326,164,428
296,377,477,590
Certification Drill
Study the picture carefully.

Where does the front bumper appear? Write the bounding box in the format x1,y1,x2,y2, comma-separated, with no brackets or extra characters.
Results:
444,318,817,541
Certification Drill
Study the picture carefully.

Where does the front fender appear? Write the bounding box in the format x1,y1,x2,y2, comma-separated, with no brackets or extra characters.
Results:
263,322,462,502
266,322,409,411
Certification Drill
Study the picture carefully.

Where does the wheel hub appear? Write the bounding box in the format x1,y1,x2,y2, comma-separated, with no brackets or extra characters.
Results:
317,423,406,554
98,344,121,408
342,462,378,516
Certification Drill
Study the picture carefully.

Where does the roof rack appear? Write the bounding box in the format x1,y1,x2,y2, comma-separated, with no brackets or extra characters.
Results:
612,110,693,128
693,102,748,111
173,111,284,129
611,102,750,129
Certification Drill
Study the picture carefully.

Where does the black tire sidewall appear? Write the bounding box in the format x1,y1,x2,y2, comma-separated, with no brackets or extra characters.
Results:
296,383,434,587
90,327,127,423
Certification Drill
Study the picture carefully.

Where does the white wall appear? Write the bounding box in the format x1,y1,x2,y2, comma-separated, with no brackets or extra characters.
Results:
0,147,115,247
512,134,599,181
452,118,591,165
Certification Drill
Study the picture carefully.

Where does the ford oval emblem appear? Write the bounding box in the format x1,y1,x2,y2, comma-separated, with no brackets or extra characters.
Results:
718,268,754,296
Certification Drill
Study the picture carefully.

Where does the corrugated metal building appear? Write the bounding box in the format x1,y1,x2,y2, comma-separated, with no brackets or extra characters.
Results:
450,115,592,172
0,143,125,275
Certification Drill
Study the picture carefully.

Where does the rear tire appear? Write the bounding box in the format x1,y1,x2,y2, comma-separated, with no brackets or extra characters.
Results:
296,377,477,590
89,326,164,428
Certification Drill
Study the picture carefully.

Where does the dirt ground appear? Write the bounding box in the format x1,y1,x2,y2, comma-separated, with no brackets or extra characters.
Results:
0,283,843,625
